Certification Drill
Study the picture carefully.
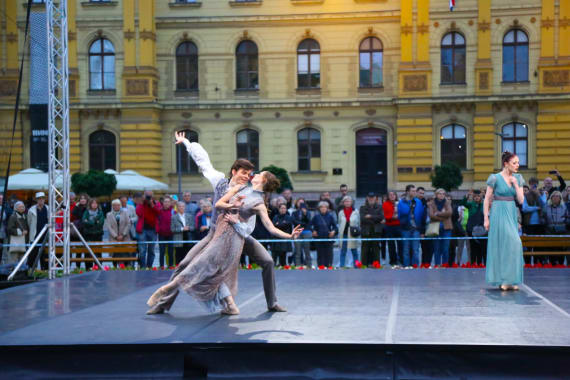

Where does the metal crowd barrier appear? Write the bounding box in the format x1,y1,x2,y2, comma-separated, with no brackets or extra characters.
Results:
3,235,570,248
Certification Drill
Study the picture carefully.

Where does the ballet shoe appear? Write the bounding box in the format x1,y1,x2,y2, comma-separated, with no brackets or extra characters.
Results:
147,286,167,307
221,300,240,315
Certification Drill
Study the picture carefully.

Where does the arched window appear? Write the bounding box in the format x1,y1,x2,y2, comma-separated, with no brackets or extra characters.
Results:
236,40,259,90
89,38,115,90
236,129,259,170
502,123,528,167
297,39,320,89
441,32,466,84
176,42,198,91
440,124,467,169
359,37,383,88
89,130,116,171
503,29,529,82
176,129,199,174
297,128,321,171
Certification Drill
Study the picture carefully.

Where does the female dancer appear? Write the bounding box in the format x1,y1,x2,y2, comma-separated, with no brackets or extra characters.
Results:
484,151,525,291
147,171,303,315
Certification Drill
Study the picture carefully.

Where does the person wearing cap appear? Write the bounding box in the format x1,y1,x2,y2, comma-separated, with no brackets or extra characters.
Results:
360,192,384,266
27,192,50,269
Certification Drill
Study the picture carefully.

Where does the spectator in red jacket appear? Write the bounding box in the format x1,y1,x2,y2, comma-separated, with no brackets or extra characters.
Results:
382,191,402,267
136,190,161,268
157,196,175,268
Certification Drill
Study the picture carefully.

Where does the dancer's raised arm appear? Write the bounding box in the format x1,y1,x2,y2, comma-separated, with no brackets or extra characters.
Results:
175,131,224,189
253,203,303,239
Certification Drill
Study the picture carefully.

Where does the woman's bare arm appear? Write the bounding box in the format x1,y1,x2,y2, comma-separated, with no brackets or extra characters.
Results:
483,185,493,230
215,186,243,210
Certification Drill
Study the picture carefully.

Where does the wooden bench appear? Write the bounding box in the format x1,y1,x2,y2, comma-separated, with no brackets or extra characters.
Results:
521,236,570,257
44,242,138,263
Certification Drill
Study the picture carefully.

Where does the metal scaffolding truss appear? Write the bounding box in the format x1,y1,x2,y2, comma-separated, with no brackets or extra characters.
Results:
46,0,70,279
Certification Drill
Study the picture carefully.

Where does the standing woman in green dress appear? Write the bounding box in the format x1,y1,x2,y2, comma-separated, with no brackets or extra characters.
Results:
484,151,525,291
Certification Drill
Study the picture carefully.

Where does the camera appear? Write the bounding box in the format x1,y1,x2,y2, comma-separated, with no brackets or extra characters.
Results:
548,170,557,175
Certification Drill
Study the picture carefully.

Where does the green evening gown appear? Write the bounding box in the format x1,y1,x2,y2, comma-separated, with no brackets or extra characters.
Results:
485,172,525,286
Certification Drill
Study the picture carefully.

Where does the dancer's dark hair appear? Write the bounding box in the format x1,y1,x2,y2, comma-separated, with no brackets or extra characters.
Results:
262,171,281,193
501,151,516,167
228,158,255,178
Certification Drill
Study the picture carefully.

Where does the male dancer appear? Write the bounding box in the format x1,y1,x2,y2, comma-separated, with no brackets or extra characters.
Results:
146,131,286,314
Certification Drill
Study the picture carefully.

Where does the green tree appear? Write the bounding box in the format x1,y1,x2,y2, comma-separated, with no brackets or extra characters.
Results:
430,162,463,192
260,165,293,193
71,170,117,198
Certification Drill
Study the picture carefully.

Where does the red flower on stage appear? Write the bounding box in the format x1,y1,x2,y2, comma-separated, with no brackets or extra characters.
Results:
412,264,418,269
79,270,83,274
318,265,325,270
283,265,291,270
297,266,304,270
355,260,363,269
92,265,99,271
372,261,382,269
119,263,126,269
328,266,334,270
103,266,110,271
442,263,449,268
461,263,467,268
168,266,175,270
247,264,252,270
152,266,157,271
451,263,458,268
524,264,531,268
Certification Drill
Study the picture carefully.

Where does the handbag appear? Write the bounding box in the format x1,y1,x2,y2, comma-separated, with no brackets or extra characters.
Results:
9,234,26,253
472,225,487,237
350,226,361,237
425,221,440,237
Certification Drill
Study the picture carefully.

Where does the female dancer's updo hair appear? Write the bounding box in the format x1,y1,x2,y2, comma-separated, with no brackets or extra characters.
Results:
501,151,517,167
262,171,281,193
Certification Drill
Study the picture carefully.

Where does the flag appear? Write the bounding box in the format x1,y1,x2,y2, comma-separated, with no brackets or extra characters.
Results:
450,0,455,11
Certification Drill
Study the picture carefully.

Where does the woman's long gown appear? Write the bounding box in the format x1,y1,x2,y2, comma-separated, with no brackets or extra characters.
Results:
485,173,525,286
176,189,264,312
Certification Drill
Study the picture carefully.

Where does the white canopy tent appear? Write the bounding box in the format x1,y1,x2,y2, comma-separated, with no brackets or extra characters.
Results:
104,169,169,191
6,168,63,190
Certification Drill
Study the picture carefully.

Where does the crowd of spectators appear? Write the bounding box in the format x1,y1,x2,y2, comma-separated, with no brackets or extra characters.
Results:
0,170,568,270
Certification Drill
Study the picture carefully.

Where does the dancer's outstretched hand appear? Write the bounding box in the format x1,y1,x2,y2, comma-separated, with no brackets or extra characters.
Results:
291,225,304,239
175,131,186,144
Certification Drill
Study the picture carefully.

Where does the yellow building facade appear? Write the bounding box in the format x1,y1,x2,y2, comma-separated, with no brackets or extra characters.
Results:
1,0,569,196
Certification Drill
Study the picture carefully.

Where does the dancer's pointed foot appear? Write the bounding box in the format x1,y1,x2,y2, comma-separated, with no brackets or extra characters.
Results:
222,297,240,315
512,285,519,291
146,304,165,315
147,286,167,307
268,304,287,312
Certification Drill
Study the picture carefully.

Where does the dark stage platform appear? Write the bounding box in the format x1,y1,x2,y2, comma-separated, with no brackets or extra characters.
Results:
1,269,569,379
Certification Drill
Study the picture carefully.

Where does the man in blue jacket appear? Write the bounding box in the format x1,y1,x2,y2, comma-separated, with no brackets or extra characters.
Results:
397,185,426,268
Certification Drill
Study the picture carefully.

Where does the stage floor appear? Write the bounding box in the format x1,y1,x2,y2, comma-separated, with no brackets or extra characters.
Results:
1,268,569,347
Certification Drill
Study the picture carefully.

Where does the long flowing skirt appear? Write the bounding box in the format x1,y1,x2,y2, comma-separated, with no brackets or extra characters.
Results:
177,215,244,312
485,201,524,286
